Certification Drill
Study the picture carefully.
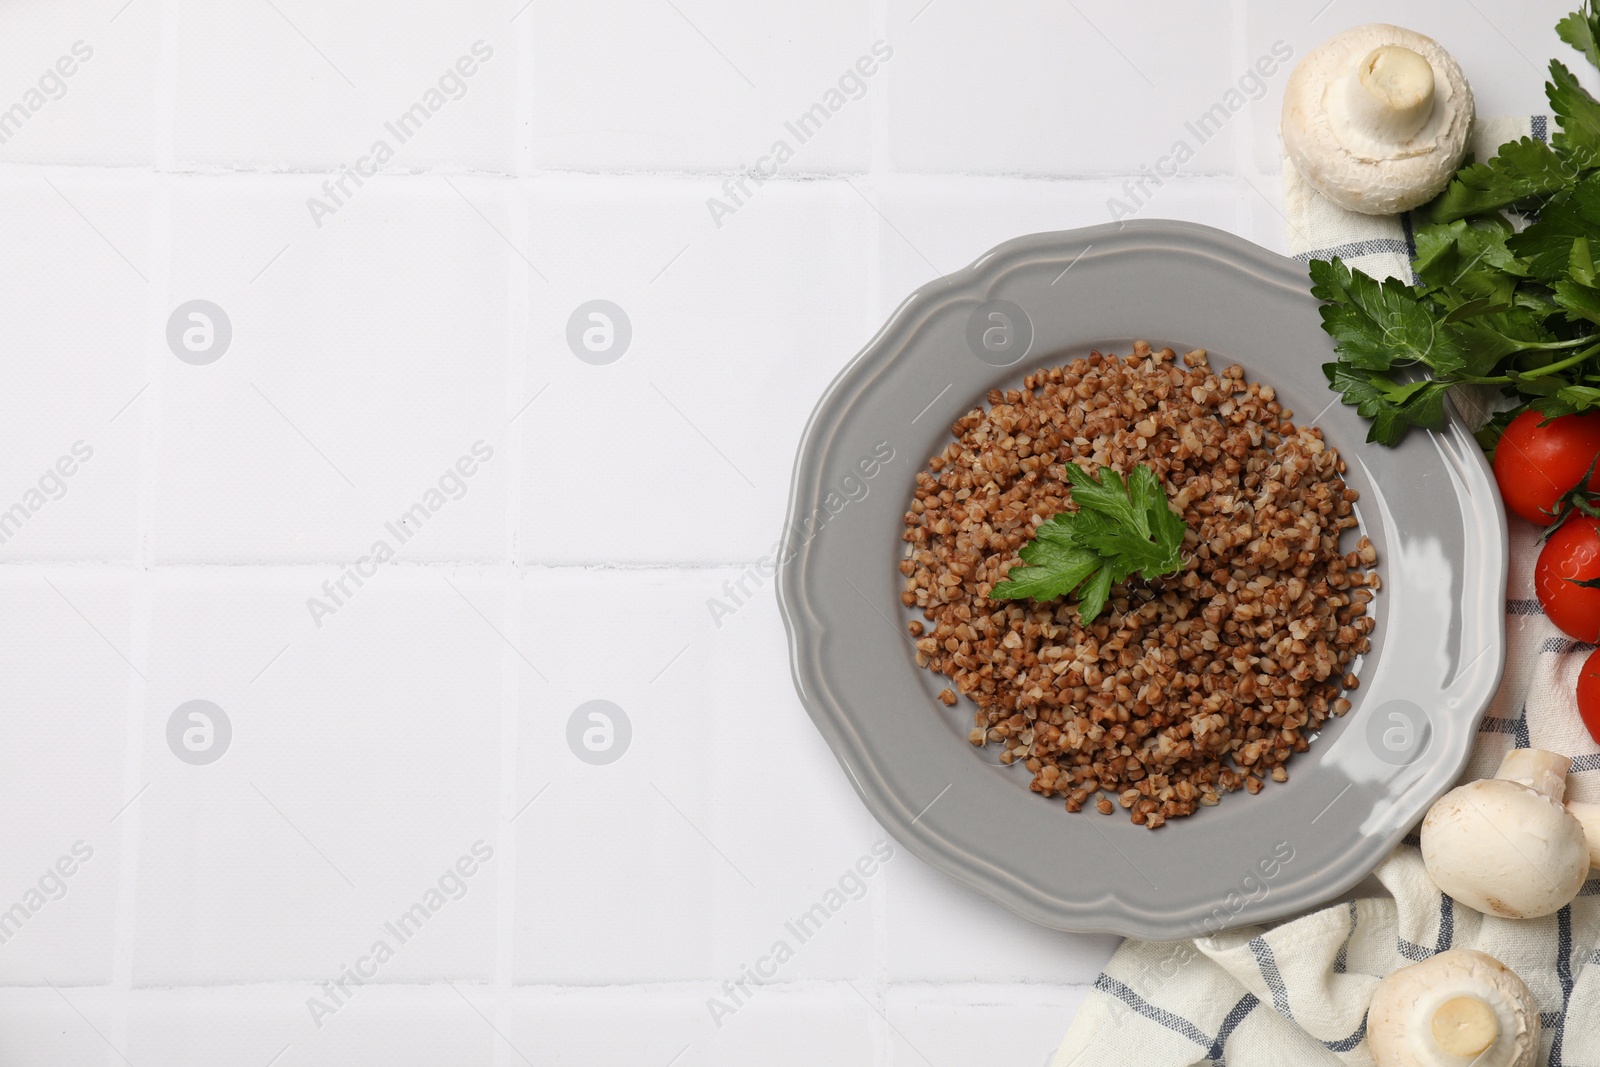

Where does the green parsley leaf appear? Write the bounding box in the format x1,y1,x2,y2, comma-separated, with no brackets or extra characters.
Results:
1312,7,1600,447
1427,137,1577,222
1558,1,1600,69
1309,257,1467,374
1533,393,1586,418
1414,216,1526,305
1555,276,1600,324
989,462,1186,624
1549,59,1600,166
1559,384,1600,406
1506,177,1600,280
1447,306,1560,367
984,526,1102,603
1322,363,1451,446
1571,235,1598,286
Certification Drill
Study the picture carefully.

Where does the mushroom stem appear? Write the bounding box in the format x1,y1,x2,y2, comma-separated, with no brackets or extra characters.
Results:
1496,749,1571,802
1368,950,1539,1067
1433,995,1500,1057
1282,24,1473,214
1570,800,1600,868
1346,45,1436,142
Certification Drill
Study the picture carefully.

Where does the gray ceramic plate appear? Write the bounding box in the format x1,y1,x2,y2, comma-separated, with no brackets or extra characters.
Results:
776,219,1508,940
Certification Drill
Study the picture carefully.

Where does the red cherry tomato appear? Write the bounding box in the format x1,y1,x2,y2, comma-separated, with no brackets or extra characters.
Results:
1579,647,1600,745
1536,515,1600,642
1493,409,1600,525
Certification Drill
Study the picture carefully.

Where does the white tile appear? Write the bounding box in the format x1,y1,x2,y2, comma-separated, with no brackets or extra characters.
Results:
173,2,515,170
693,986,877,1067
513,567,884,985
0,0,1446,1048
888,0,1240,176
0,574,132,984
503,984,877,1067
0,4,158,166
503,986,701,1066
131,570,504,984
886,984,1090,1067
884,852,1118,984
515,176,875,564
1242,173,1294,257
0,989,118,1066
128,987,308,1067
1244,0,1582,174
523,0,875,171
126,986,496,1067
0,175,147,562
870,175,1248,320
150,177,513,564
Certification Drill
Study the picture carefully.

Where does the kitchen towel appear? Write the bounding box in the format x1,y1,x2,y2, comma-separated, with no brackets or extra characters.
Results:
1053,116,1600,1067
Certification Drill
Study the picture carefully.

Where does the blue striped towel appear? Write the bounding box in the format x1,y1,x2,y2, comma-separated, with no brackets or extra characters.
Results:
1053,116,1600,1067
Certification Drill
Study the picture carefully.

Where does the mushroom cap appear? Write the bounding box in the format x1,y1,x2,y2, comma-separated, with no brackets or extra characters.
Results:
1367,950,1539,1067
1282,23,1473,214
1421,778,1591,919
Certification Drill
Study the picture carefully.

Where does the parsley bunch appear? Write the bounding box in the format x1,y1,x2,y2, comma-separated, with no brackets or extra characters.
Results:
989,462,1186,624
1314,3,1600,448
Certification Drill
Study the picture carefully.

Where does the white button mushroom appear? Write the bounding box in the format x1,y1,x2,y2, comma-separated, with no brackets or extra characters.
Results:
1282,23,1474,215
1367,949,1539,1067
1569,799,1600,868
1495,747,1573,800
1421,749,1592,919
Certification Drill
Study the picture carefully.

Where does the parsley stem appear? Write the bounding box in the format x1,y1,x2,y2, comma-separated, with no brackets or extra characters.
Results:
1515,340,1600,380
1511,335,1599,351
1471,339,1600,384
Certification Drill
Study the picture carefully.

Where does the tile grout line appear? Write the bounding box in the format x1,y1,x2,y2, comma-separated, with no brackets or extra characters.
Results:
490,15,534,1065
104,0,181,1055
491,561,525,1067
869,845,892,1067
502,40,533,577
3,978,1105,995
869,0,893,181
153,0,177,176
868,0,892,1065
0,559,792,573
0,159,1251,181
105,575,151,1065
512,0,536,181
1228,0,1256,239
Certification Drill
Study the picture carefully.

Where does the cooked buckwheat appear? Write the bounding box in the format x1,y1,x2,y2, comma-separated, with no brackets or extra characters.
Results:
901,343,1374,827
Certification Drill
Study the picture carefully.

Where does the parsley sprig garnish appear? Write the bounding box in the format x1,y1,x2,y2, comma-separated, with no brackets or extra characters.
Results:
989,462,1187,624
1313,2,1600,448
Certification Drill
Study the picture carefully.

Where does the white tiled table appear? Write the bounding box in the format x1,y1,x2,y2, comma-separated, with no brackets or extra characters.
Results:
0,2,1568,1063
